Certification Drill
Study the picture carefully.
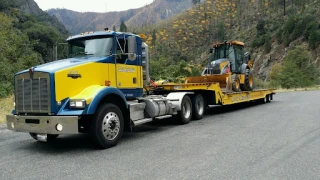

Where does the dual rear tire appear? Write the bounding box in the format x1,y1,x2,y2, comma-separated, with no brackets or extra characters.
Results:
176,94,206,124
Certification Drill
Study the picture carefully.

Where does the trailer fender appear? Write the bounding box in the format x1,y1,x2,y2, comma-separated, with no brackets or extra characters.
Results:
166,92,194,111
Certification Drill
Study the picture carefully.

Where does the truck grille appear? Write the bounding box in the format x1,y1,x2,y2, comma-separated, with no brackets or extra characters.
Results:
15,72,51,113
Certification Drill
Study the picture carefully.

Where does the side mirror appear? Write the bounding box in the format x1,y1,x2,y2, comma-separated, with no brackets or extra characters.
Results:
209,48,213,53
128,36,137,61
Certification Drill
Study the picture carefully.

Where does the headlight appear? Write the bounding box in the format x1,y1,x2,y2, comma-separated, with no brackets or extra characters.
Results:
69,99,86,109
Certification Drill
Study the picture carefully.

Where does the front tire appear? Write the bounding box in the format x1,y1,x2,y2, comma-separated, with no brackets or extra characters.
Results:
91,103,124,149
177,95,192,125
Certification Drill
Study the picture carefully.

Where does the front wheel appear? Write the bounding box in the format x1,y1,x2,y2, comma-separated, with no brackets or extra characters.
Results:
90,103,124,149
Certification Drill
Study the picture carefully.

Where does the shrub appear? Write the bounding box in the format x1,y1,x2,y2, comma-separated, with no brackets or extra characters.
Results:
308,25,320,49
256,19,266,36
264,34,272,53
276,28,283,44
283,16,295,34
275,46,320,88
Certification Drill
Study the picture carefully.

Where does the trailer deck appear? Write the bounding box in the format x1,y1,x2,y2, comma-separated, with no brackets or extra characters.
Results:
154,82,275,105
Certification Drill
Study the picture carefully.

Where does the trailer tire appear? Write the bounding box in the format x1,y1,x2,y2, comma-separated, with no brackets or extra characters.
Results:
90,103,124,149
192,94,205,120
266,95,271,103
177,95,192,124
29,133,59,142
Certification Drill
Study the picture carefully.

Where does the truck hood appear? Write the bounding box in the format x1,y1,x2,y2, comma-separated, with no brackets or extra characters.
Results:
17,56,109,74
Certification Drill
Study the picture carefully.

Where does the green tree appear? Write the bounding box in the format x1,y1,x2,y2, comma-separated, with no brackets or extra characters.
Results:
256,19,266,36
152,29,157,48
308,25,319,49
0,13,41,97
119,21,127,32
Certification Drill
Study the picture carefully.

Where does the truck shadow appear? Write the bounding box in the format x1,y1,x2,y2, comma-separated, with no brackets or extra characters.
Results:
206,100,274,115
18,100,277,153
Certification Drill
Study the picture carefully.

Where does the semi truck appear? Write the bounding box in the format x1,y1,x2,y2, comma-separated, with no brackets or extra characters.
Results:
6,30,275,149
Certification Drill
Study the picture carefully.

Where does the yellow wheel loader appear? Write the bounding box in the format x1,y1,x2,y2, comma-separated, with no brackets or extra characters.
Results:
201,41,254,92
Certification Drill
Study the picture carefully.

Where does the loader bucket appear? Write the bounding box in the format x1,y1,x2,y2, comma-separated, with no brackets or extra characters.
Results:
185,74,231,89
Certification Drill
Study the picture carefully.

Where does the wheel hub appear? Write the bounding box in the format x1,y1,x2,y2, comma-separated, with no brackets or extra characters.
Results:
102,112,120,140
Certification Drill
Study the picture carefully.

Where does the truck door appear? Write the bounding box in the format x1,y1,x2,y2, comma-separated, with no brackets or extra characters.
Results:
115,38,140,91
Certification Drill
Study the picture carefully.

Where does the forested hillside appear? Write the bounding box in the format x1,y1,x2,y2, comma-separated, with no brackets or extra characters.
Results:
48,0,195,34
136,0,320,88
0,0,69,97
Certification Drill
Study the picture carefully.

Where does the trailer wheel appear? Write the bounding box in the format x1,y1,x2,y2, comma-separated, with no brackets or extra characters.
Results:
91,103,124,149
29,133,59,142
192,94,205,120
266,95,271,103
177,95,192,124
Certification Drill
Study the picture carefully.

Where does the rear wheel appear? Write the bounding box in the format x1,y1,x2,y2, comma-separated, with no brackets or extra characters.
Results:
177,95,192,124
192,94,205,120
90,103,124,149
232,74,241,92
241,69,254,91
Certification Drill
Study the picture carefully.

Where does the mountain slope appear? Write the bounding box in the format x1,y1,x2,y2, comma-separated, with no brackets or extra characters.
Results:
0,0,70,97
47,0,194,34
137,0,320,87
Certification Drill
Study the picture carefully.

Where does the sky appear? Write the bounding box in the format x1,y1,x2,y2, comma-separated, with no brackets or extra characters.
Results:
34,0,154,13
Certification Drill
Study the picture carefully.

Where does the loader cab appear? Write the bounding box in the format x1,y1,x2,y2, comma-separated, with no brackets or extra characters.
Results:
211,41,245,73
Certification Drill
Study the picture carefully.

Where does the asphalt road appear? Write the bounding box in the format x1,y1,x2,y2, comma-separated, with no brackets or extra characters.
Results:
1,90,320,180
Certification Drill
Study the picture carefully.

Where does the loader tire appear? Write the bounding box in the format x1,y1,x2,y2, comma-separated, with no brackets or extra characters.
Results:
241,69,254,91
232,74,241,92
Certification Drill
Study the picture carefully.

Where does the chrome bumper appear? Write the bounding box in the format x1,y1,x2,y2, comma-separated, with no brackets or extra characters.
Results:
6,115,79,134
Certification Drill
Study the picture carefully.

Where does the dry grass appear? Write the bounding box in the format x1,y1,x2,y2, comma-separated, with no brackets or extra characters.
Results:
0,95,13,124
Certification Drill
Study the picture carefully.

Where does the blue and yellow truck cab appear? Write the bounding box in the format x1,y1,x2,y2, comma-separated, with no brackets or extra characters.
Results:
6,30,275,149
7,30,154,147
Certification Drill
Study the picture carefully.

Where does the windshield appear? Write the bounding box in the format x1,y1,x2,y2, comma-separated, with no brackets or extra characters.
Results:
212,44,237,61
213,44,229,60
68,36,113,58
